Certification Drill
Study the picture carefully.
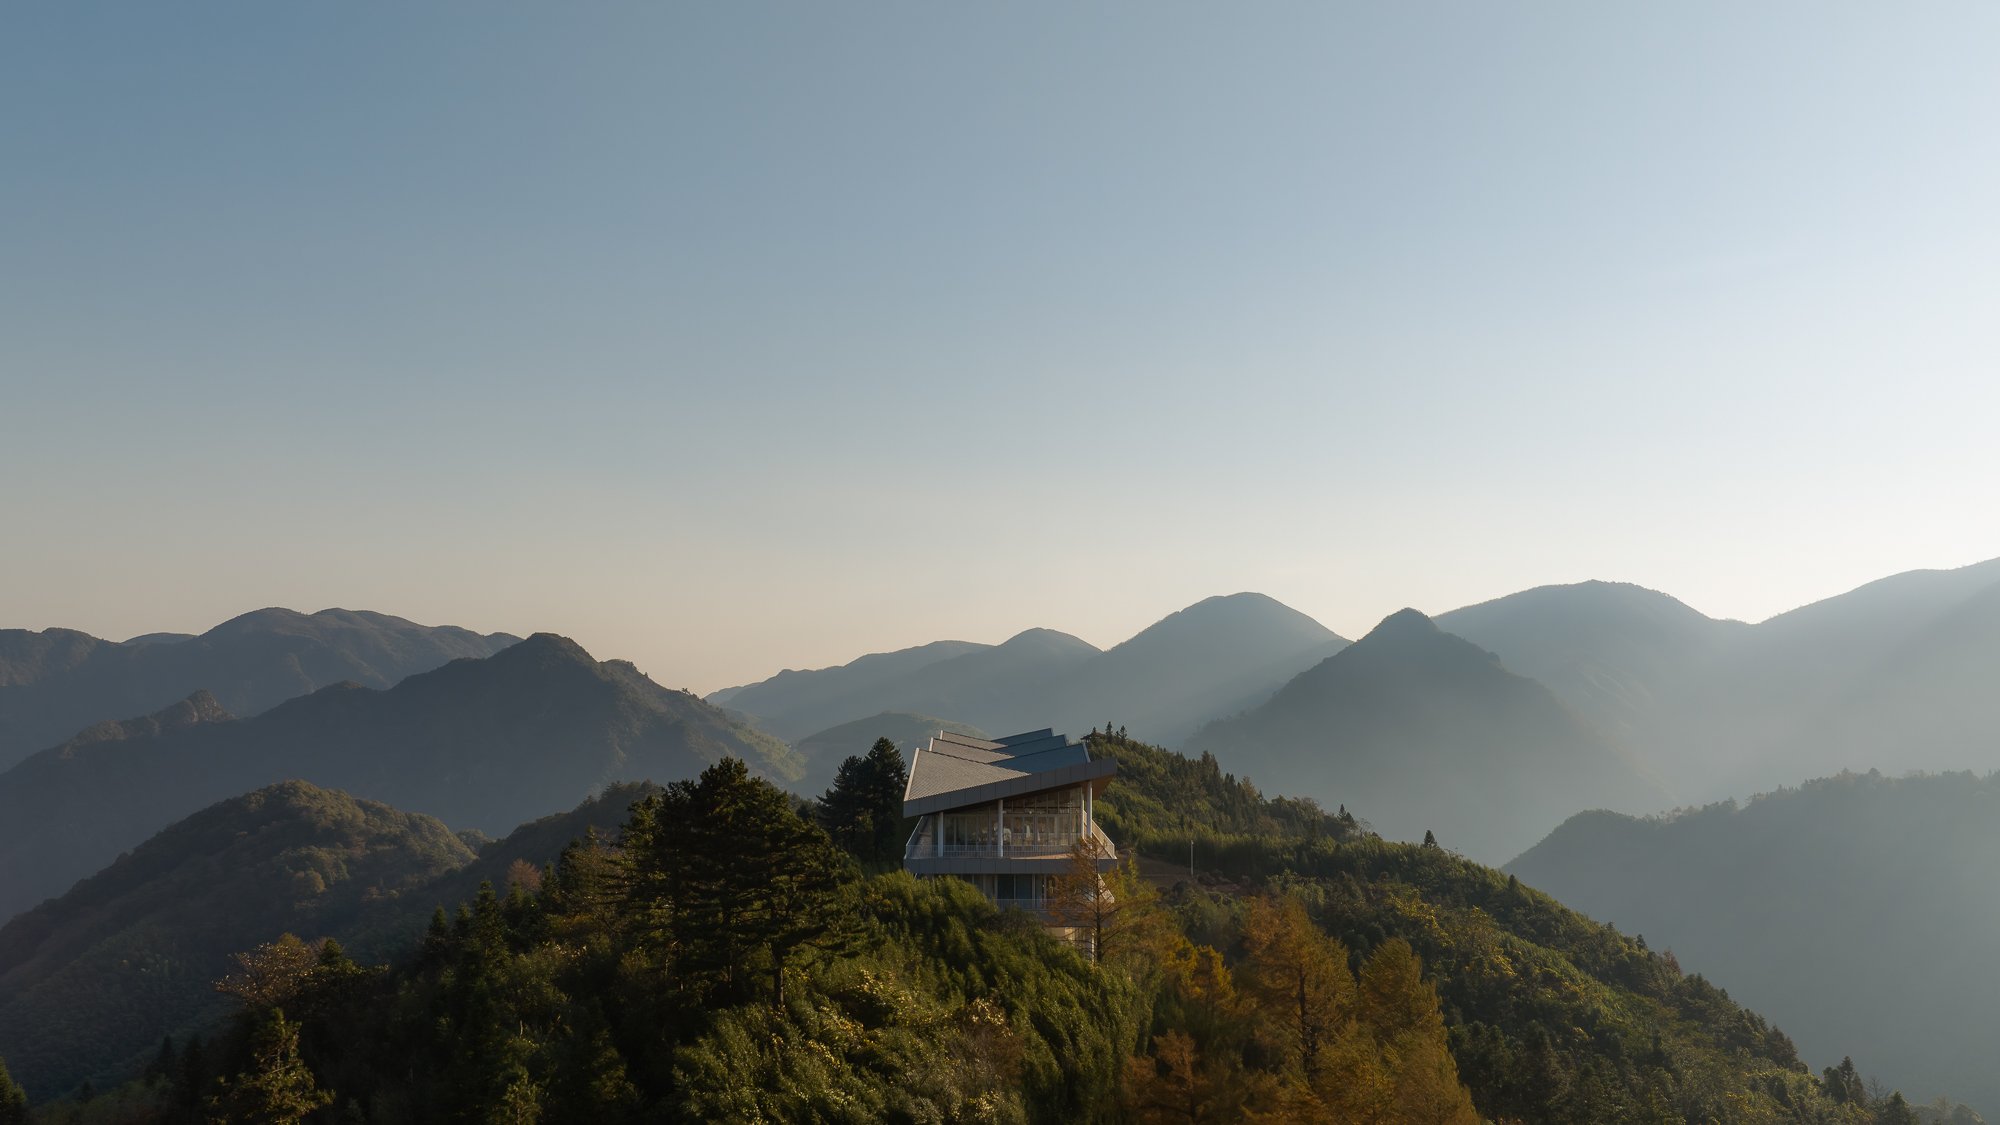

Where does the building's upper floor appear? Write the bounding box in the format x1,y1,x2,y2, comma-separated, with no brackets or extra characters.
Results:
902,729,1117,877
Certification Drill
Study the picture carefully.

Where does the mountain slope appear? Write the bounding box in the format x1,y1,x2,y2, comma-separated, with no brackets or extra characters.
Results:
704,639,988,727
0,608,519,770
1508,770,2000,1116
1435,580,1742,745
1640,559,2000,798
1188,609,1667,862
0,634,798,920
1045,592,1347,744
0,781,475,1099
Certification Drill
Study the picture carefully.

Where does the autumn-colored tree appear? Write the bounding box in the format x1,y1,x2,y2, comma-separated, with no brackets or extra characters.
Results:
1126,1030,1248,1124
1048,832,1117,961
215,933,323,1011
1353,939,1480,1125
1239,895,1356,1089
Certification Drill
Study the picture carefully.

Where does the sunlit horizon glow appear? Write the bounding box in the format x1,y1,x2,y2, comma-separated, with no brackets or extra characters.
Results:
6,3,1997,693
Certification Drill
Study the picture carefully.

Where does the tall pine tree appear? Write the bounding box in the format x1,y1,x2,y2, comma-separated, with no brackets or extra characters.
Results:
817,737,910,864
626,757,851,1007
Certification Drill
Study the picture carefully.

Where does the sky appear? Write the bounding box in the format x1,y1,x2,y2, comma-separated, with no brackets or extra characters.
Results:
4,2,1997,692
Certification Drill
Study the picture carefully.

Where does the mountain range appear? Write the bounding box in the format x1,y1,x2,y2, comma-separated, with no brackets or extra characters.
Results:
1508,769,2000,1116
0,633,794,921
1187,608,1668,862
715,592,1347,747
1434,560,2000,800
0,608,519,772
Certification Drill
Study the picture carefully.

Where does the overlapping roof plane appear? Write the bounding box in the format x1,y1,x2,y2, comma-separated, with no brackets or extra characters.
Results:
902,727,1113,815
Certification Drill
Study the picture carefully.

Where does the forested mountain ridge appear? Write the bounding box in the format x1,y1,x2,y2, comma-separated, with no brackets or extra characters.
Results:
9,732,1958,1123
1188,608,1667,862
0,782,475,1100
0,609,519,771
1508,769,2000,1117
0,634,797,922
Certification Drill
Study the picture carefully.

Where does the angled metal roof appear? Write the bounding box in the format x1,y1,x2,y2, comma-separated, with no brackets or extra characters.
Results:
903,727,1115,816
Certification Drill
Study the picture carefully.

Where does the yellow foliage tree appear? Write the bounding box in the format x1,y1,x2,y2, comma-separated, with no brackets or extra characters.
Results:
1358,938,1481,1125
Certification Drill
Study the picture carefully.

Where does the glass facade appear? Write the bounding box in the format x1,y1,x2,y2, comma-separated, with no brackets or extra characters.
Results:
968,873,1053,910
926,786,1087,857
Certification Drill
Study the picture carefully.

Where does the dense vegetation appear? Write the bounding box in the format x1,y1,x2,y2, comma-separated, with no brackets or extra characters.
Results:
0,783,476,1099
1511,770,2000,1115
5,733,1966,1123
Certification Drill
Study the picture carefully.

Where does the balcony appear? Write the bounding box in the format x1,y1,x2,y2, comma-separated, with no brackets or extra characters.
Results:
905,819,1116,864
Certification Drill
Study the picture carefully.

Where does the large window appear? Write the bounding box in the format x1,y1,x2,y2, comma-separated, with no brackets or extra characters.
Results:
929,787,1089,855
1002,787,1085,855
969,873,1052,908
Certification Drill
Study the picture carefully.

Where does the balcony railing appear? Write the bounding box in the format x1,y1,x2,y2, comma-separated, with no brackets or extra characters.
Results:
905,822,1116,863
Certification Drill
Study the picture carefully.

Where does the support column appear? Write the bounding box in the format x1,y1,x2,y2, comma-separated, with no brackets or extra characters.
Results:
934,814,942,858
996,798,1005,858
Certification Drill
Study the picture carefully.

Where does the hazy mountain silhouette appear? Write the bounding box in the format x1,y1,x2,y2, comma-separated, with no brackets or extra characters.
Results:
1664,560,2000,797
0,633,798,921
791,711,986,795
713,593,1346,751
1508,770,2000,1115
1435,581,1744,745
707,630,1094,742
0,608,519,771
0,781,475,1098
1044,593,1347,744
1187,609,1667,862
879,628,1099,733
706,638,987,720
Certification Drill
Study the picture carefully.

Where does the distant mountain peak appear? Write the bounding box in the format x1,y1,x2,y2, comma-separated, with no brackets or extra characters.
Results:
1361,607,1442,642
994,627,1097,652
482,632,594,672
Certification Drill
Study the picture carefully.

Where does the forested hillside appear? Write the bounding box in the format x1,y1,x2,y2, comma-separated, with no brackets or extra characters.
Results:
0,783,474,1100
8,734,1956,1123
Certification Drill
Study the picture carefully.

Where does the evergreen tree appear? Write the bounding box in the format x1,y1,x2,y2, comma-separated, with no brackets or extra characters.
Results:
146,1034,178,1084
1824,1056,1866,1105
817,737,909,864
0,1054,27,1125
1876,1091,1919,1125
626,757,851,1007
209,1008,332,1125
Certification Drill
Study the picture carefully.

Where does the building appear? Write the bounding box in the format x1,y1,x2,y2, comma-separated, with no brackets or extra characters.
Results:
902,728,1117,915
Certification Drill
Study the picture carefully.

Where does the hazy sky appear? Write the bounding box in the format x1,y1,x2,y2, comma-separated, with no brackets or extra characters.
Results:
5,3,1997,692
